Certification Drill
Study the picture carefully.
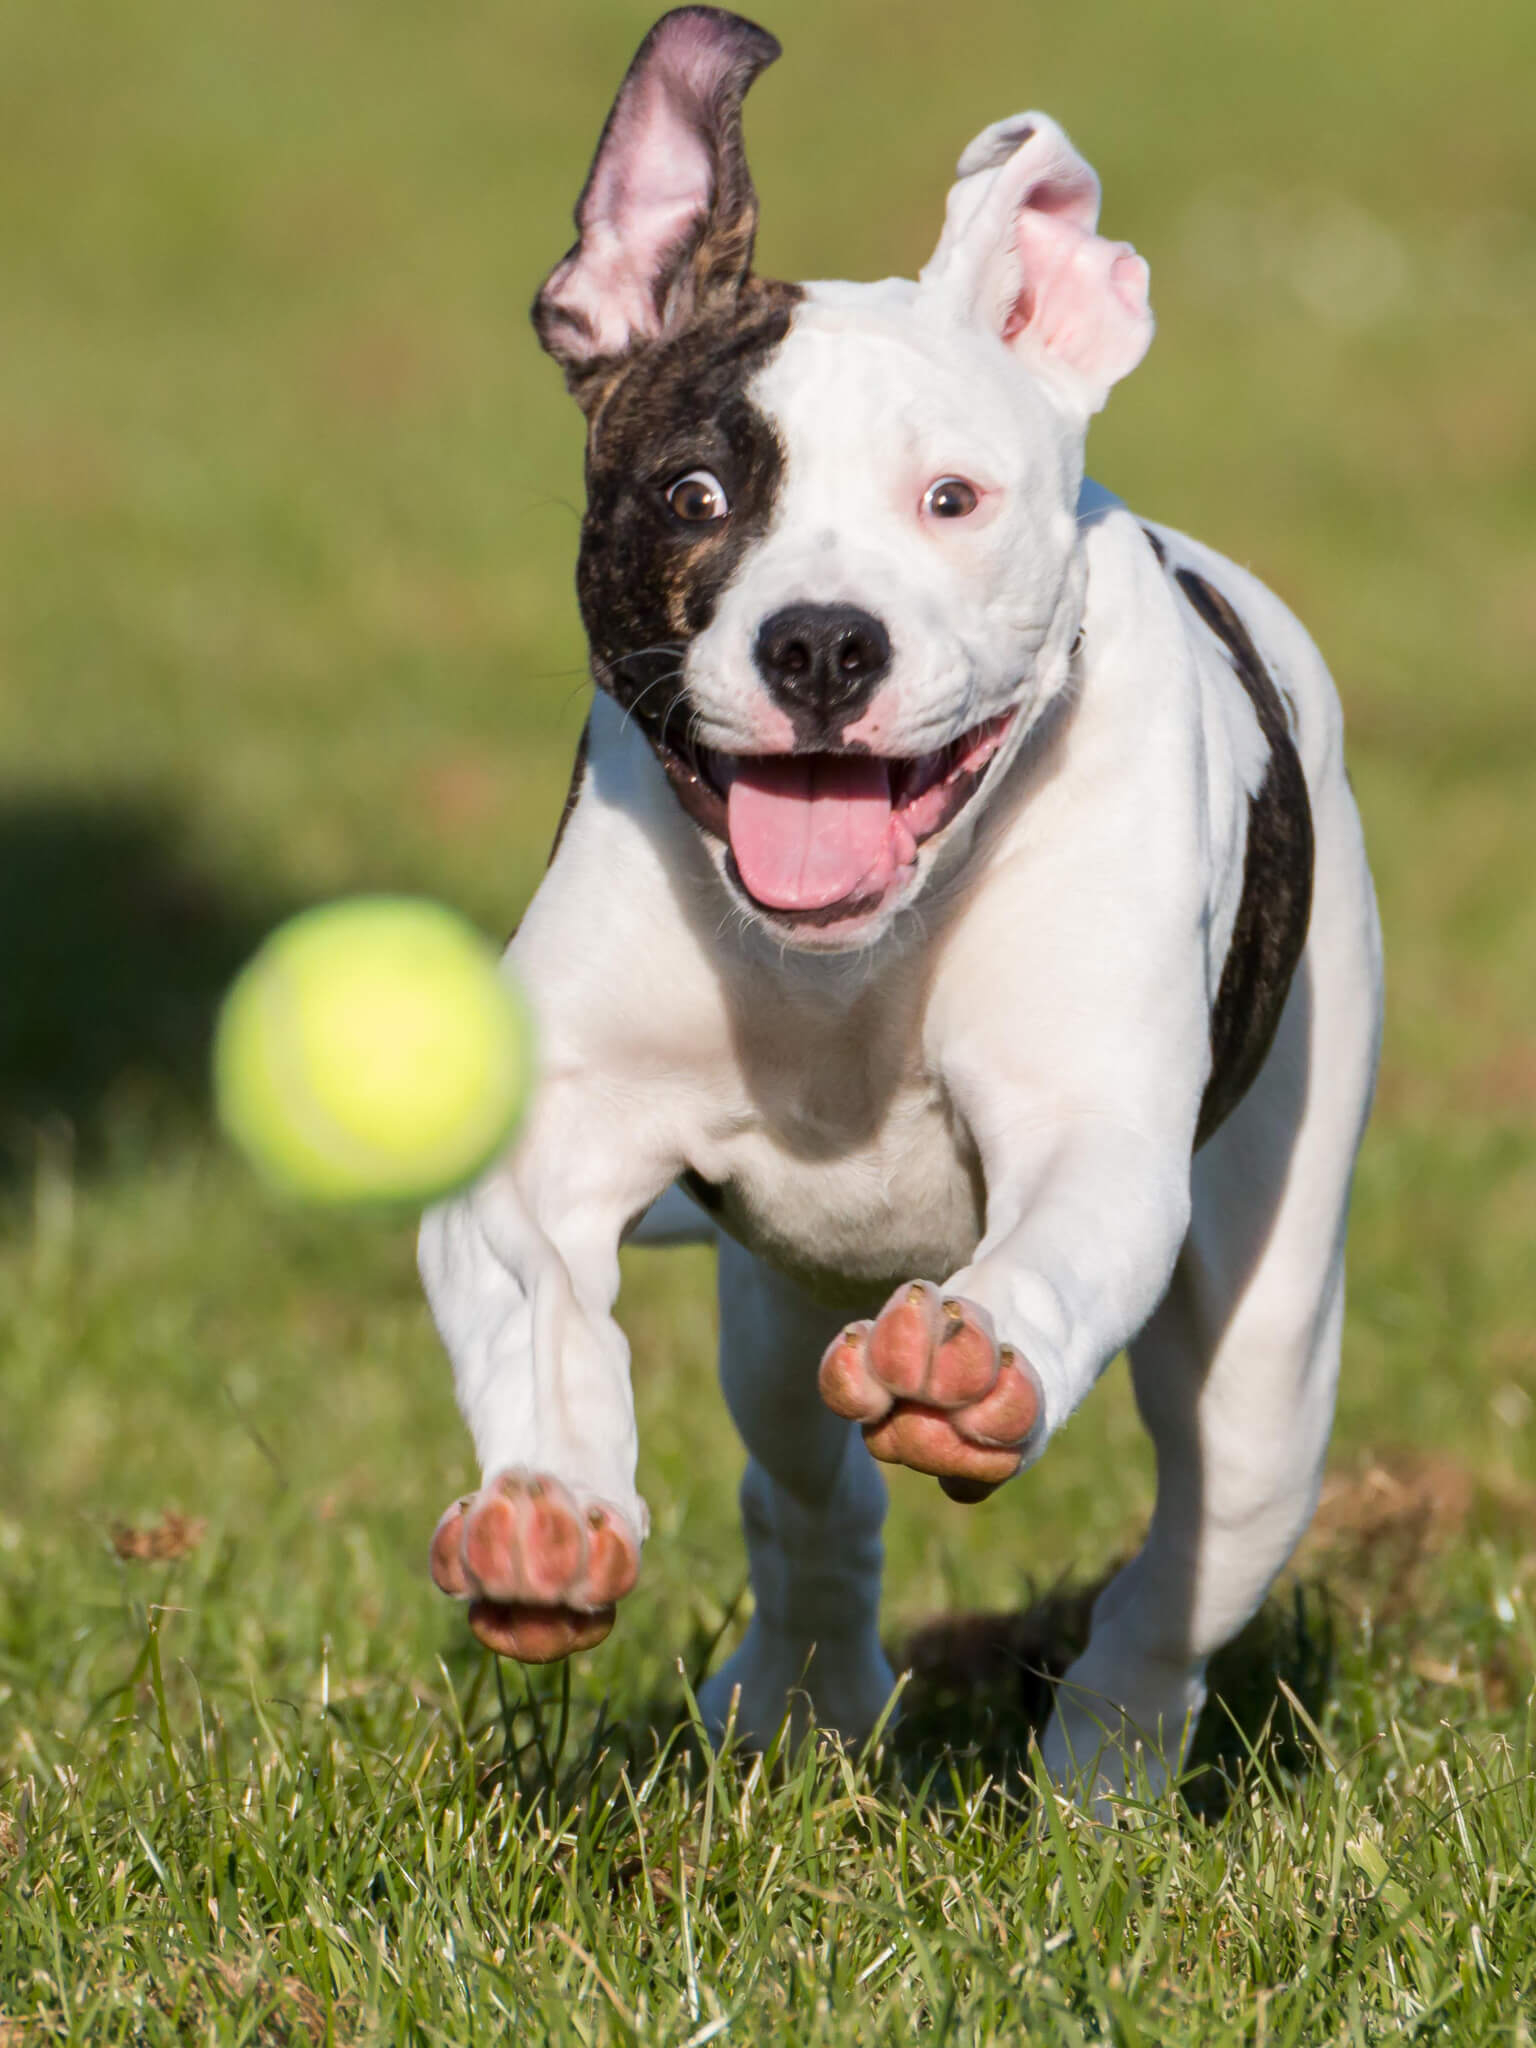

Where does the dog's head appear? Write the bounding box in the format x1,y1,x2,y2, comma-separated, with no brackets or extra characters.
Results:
536,7,1153,950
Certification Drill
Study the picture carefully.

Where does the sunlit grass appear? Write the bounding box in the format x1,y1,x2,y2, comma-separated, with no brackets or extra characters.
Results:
2,0,1533,2038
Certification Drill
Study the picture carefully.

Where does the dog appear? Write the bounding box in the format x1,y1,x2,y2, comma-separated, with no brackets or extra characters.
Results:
419,6,1382,1797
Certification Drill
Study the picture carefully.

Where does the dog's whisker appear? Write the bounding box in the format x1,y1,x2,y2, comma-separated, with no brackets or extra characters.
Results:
613,668,687,740
591,642,687,685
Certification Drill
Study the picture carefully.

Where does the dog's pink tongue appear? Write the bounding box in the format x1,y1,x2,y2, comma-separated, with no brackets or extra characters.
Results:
727,755,894,911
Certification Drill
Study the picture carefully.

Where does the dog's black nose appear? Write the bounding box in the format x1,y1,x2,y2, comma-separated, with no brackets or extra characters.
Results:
753,604,892,726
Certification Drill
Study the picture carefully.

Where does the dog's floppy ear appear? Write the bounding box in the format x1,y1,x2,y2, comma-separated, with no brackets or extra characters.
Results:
918,113,1152,414
533,7,780,402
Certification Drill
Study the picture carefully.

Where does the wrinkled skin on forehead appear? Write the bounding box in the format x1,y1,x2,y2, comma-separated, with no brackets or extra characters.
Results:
574,285,801,724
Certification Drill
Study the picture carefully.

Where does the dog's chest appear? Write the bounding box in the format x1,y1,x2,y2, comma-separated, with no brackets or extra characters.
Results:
685,1001,985,1311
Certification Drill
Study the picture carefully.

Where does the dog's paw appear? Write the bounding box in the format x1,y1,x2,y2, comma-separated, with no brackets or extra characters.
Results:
429,1471,641,1662
818,1280,1041,1501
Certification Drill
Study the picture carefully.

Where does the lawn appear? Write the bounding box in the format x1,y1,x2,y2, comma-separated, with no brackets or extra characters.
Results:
2,0,1534,2039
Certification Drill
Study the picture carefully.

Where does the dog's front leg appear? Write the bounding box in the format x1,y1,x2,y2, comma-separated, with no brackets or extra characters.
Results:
418,1088,676,1663
820,1116,1192,1499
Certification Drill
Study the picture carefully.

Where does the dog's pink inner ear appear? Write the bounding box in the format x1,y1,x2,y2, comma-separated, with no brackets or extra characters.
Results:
534,11,779,381
925,115,1153,410
547,71,716,359
1003,200,1152,397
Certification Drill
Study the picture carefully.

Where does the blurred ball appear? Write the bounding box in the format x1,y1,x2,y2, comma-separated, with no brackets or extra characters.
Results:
213,896,532,1205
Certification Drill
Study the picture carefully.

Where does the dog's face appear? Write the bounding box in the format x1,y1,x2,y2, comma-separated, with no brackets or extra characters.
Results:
536,9,1153,950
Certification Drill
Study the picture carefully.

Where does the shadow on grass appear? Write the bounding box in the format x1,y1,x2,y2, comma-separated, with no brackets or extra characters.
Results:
888,1575,1335,1817
510,1574,1337,1824
0,795,290,1185
460,1446,1507,1822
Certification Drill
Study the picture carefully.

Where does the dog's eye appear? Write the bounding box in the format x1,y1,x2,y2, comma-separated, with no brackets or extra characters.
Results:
665,470,730,524
922,476,980,520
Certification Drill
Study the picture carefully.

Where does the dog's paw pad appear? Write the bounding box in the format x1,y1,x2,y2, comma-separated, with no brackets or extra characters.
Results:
957,1346,1040,1445
467,1599,615,1663
429,1497,474,1598
580,1502,641,1605
429,1471,642,1660
817,1319,885,1421
819,1283,1040,1498
870,1282,999,1406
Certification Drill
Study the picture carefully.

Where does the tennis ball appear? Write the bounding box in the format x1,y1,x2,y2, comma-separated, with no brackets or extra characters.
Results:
213,896,533,1206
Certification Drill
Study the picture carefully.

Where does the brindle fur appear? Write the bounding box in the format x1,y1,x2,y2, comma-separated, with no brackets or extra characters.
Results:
576,292,799,736
531,9,802,773
533,9,782,413
1175,564,1316,1146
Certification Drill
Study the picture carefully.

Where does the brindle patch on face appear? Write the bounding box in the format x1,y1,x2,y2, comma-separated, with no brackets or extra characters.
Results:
573,283,802,813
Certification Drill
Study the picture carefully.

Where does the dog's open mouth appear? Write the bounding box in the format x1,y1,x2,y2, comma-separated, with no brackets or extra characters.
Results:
655,711,1017,921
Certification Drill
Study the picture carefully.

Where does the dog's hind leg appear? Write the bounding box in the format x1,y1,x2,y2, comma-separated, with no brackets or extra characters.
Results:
698,1237,897,1749
1041,789,1382,1802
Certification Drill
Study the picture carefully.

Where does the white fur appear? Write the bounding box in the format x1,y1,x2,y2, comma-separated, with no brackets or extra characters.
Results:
418,109,1382,1801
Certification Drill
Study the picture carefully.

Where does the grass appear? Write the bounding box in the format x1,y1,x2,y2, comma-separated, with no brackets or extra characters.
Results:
1,0,1534,2038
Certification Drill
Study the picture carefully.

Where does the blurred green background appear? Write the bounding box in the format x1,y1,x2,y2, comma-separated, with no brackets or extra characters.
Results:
1,0,1533,1739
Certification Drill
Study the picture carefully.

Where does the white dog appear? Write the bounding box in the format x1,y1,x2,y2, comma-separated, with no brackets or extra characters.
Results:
419,6,1381,1796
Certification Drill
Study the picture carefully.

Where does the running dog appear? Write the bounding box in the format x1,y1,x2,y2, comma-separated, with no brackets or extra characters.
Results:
419,7,1382,1796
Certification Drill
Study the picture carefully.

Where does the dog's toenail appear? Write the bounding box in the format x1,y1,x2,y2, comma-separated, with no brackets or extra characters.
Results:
587,1506,604,1528
527,1479,544,1498
941,1298,965,1322
907,1283,927,1306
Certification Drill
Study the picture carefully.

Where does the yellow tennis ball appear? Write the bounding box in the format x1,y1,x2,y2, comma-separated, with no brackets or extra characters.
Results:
213,896,533,1206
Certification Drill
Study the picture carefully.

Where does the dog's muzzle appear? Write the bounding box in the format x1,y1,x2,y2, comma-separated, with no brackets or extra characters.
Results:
752,603,892,739
653,712,1019,926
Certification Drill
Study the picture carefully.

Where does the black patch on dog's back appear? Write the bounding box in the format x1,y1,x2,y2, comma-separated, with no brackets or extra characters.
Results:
1170,563,1314,1147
